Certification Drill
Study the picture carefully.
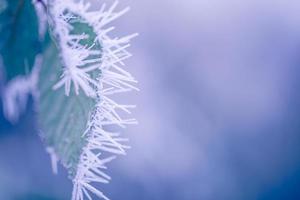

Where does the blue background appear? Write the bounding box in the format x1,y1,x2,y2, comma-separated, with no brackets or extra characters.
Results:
1,0,300,199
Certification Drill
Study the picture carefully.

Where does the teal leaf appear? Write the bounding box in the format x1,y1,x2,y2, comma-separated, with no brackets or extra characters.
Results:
38,12,101,175
39,2,136,199
0,0,41,81
38,42,95,175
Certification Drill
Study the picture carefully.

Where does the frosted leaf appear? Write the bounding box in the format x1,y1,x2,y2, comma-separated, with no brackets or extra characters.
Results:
39,1,138,199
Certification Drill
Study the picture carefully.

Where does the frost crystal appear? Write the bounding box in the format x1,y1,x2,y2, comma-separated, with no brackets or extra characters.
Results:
2,55,42,123
32,0,48,40
48,0,138,199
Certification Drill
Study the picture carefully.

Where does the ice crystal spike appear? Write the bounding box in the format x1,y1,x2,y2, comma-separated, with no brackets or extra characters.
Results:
44,0,138,199
32,0,48,40
48,0,137,98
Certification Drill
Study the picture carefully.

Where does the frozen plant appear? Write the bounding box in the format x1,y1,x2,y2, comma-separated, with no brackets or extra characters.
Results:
0,0,138,199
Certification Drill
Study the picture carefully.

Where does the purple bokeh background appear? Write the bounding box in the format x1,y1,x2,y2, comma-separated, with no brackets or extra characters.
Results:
1,0,300,199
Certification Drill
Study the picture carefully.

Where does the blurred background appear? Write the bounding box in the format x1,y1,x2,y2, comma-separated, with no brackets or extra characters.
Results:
1,0,300,199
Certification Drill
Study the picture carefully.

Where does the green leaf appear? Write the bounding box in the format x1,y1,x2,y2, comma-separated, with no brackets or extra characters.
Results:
0,0,41,81
38,42,95,176
38,13,101,176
